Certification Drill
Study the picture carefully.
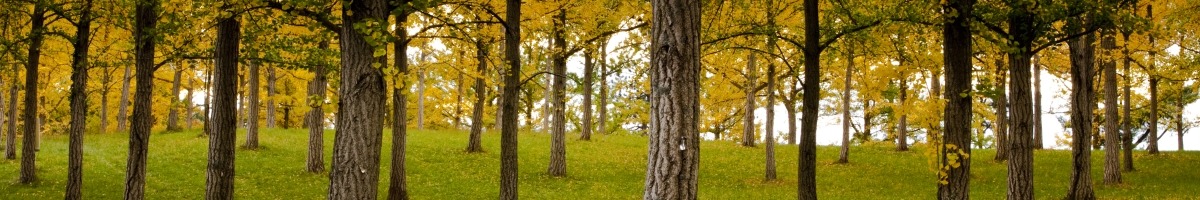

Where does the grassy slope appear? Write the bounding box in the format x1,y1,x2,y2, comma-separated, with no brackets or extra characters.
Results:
1,129,1197,199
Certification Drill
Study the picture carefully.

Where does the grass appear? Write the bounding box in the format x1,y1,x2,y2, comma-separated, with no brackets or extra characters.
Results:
1,128,1197,199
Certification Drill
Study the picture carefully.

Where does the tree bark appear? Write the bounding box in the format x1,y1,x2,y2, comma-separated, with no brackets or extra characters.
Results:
328,0,388,198
1120,32,1135,171
266,66,277,128
19,3,47,185
898,78,909,151
6,72,17,160
993,60,1008,162
799,0,824,197
1101,32,1122,184
743,53,757,146
118,64,132,132
389,9,411,199
580,47,595,141
838,48,852,164
167,66,182,131
66,1,95,198
598,45,609,135
1066,21,1096,200
125,0,159,197
205,14,240,200
547,10,567,177
644,0,700,198
938,0,975,198
1034,55,1044,150
416,65,425,130
1146,5,1159,155
500,0,522,198
1004,10,1036,197
455,73,464,129
764,45,777,180
305,42,329,173
244,62,260,149
467,41,488,153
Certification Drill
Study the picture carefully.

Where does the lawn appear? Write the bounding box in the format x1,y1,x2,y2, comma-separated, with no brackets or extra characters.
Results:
1,128,1197,199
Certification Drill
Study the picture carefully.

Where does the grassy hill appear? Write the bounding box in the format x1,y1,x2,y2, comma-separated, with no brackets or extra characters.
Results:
1,129,1197,199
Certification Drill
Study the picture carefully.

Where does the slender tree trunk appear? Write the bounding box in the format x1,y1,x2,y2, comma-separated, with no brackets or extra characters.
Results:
6,72,17,160
764,47,777,180
118,64,132,132
938,0,975,198
994,61,1008,162
204,61,214,136
243,61,260,149
1101,32,1122,184
305,43,329,173
266,66,277,128
838,48,852,164
799,0,824,197
467,41,488,153
66,1,95,198
1147,5,1159,155
580,47,595,141
328,0,389,198
547,10,568,177
1120,32,1135,171
167,66,182,131
124,0,160,197
743,53,757,146
1034,55,1044,149
500,0,522,198
389,9,411,199
1177,96,1184,152
185,73,195,130
898,78,909,151
598,46,609,135
19,3,48,185
1066,20,1097,200
455,73,464,129
644,0,700,198
785,96,797,145
416,68,425,130
205,14,240,200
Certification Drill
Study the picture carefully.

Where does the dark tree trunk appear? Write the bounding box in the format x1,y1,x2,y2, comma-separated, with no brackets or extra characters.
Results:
1146,5,1159,155
1034,55,1044,150
1005,10,1036,197
1066,20,1097,200
66,1,94,198
124,0,159,198
118,64,132,132
19,3,48,185
1101,32,1122,184
266,66,277,128
838,48,852,164
1177,97,1184,152
580,47,595,141
644,0,700,198
1120,32,1135,171
305,43,329,173
244,62,260,149
6,72,16,160
897,78,908,151
598,45,609,135
938,0,975,198
389,9,411,199
993,62,1008,162
547,10,567,177
764,46,777,180
455,73,464,129
799,0,824,197
205,14,240,200
467,41,487,153
204,62,214,136
328,0,388,198
167,67,182,131
743,53,757,146
500,0,522,198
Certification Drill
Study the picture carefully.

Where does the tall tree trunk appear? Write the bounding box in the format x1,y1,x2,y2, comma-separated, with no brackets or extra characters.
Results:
993,61,1008,162
799,0,823,197
455,73,464,129
118,64,132,132
416,67,425,130
897,78,909,151
66,1,95,198
305,43,329,173
1066,20,1097,200
598,45,609,135
1177,96,1184,152
929,69,942,145
204,61,214,136
125,0,159,197
1034,55,1044,150
1101,32,1122,184
266,66,277,128
938,0,975,198
547,10,567,177
644,0,700,198
467,41,488,153
7,72,17,160
1146,5,1159,155
205,14,240,200
167,66,182,131
20,3,47,185
185,73,195,129
743,53,757,146
500,0,522,198
243,61,260,149
1004,10,1035,198
328,0,389,198
838,48,852,164
1120,32,1135,171
580,47,595,141
764,44,778,180
389,9,411,199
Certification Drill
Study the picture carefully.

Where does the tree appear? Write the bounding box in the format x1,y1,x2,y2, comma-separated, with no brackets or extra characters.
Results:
305,43,330,173
547,9,568,177
327,0,388,198
66,0,96,198
643,0,700,198
1066,8,1096,200
205,9,241,200
166,66,183,131
124,0,160,198
838,47,853,164
389,2,415,199
499,0,521,198
20,1,48,185
467,40,488,153
742,53,758,147
244,61,260,149
1146,4,1160,155
937,0,976,199
1101,31,1121,184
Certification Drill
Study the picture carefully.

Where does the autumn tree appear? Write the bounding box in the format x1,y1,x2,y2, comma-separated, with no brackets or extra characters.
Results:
499,0,521,198
937,0,975,199
65,0,96,198
205,4,241,199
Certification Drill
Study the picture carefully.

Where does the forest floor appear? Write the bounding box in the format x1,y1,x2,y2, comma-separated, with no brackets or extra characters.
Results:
1,128,1198,199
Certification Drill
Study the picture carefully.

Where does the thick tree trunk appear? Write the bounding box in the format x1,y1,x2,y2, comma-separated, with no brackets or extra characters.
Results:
500,0,522,198
389,10,411,199
124,0,159,197
205,15,240,200
467,41,488,153
1120,32,1135,171
20,4,47,185
938,0,975,198
1147,5,1159,155
266,66,277,128
580,47,595,141
764,50,777,180
118,64,132,132
1101,32,1122,184
167,67,182,131
66,1,94,198
993,62,1008,162
1004,12,1035,197
328,0,389,198
798,0,823,198
1034,55,1044,150
743,53,757,146
1066,25,1096,200
547,10,567,177
243,61,260,149
644,0,700,198
305,43,329,173
838,49,852,164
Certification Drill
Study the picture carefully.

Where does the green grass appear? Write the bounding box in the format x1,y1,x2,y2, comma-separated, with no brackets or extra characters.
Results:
1,128,1197,199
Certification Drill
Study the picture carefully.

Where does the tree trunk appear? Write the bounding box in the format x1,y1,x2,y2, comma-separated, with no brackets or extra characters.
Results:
266,66,277,128
580,47,595,141
185,72,195,130
1146,5,1159,155
500,0,522,198
1101,32,1122,184
838,48,852,164
167,66,182,131
1066,22,1097,200
328,0,389,198
204,62,214,136
455,73,464,129
389,9,411,199
305,43,329,173
467,41,488,153
598,45,609,135
6,72,17,160
764,46,778,180
993,61,1008,162
416,67,425,130
547,10,568,177
1004,11,1035,197
125,0,159,197
205,15,240,200
897,78,909,151
1034,55,1044,150
644,0,700,198
1120,32,1135,171
66,1,94,198
118,64,132,132
1177,96,1184,152
938,0,975,198
20,3,48,185
743,53,757,146
243,61,260,149
799,0,823,197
